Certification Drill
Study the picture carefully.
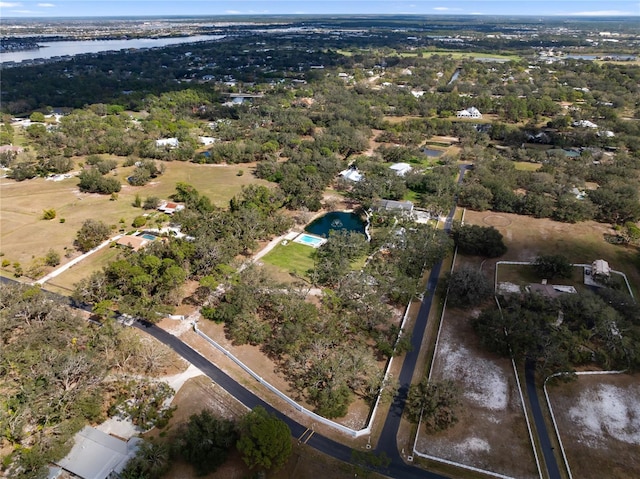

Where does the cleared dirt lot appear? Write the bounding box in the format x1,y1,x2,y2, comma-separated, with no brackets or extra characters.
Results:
414,292,538,479
547,373,640,479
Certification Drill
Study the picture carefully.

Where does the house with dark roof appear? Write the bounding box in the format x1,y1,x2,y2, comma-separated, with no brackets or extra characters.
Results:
375,199,414,216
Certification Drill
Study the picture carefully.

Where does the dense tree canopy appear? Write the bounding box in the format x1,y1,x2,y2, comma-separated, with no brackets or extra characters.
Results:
452,224,507,258
175,410,238,476
236,406,292,472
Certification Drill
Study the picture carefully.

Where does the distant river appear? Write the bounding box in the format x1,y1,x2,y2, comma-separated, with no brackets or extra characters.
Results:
0,35,224,64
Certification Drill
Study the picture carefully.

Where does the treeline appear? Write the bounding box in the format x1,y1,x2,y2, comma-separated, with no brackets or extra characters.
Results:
459,151,640,225
474,288,640,375
123,406,292,478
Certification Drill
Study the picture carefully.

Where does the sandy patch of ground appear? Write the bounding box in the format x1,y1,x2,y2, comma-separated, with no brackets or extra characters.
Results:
548,374,640,479
415,305,537,479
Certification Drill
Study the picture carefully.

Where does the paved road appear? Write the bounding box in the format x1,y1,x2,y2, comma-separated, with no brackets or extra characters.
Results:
135,321,447,479
375,165,468,463
525,359,562,479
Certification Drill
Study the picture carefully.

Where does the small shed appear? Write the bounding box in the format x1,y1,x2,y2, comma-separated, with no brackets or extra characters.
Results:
339,168,363,182
591,259,611,279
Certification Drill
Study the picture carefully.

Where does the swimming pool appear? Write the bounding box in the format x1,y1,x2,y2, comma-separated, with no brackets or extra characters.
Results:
141,233,157,241
293,233,327,248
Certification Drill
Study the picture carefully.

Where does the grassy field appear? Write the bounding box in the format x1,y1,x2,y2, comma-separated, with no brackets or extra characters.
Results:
45,246,122,294
418,51,522,61
513,161,542,171
0,160,268,273
261,242,317,278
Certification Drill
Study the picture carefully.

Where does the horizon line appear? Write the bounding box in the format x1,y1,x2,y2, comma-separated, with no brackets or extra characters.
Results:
2,13,640,19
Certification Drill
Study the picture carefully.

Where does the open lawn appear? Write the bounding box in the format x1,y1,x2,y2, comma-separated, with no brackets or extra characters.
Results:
513,161,542,171
547,373,640,479
45,245,122,294
417,51,522,61
463,210,640,298
261,242,316,279
0,160,267,274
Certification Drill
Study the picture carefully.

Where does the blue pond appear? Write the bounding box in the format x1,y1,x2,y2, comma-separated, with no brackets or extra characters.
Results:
305,212,366,237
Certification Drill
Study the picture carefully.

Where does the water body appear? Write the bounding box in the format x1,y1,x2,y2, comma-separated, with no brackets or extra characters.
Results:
1,35,224,64
305,212,366,238
564,54,636,61
423,148,444,158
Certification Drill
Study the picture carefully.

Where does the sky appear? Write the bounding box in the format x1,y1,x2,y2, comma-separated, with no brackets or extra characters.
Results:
0,0,639,18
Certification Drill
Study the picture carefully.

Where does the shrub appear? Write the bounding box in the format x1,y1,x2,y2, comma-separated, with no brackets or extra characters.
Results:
143,196,160,210
132,216,147,228
44,249,61,267
42,209,56,220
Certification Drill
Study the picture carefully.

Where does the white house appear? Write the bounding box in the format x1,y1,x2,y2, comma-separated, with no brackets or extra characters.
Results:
339,168,363,182
156,137,179,148
389,162,413,176
158,201,185,215
573,120,598,129
456,107,482,118
376,199,414,216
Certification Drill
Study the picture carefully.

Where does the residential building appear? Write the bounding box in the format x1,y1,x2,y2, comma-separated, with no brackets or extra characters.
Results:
339,168,363,182
456,107,482,118
376,199,414,216
389,162,413,176
155,137,179,148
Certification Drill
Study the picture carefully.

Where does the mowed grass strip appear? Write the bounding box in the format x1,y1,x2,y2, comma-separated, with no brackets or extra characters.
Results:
513,161,542,171
47,245,122,292
261,242,316,277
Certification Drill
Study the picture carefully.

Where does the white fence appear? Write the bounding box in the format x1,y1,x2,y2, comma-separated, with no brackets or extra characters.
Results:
193,296,413,438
